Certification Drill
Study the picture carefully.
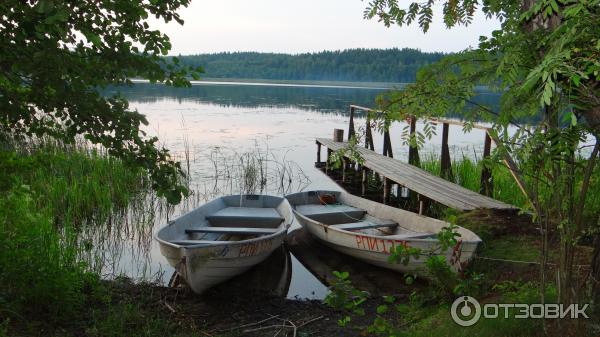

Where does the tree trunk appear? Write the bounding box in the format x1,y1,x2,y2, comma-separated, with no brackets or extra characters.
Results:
592,233,600,315
581,106,600,138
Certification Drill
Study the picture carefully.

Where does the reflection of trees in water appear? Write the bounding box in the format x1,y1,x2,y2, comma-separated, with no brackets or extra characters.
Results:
108,82,385,113
106,82,502,120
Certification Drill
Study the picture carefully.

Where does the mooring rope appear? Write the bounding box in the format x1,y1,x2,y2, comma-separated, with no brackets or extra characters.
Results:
475,256,591,268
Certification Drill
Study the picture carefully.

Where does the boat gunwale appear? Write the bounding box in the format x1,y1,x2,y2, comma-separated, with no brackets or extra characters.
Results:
286,190,482,246
154,197,293,249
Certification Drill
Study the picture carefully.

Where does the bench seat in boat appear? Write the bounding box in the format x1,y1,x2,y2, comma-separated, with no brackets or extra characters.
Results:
330,220,398,231
170,240,226,246
295,204,366,225
386,233,436,240
185,227,279,235
207,207,284,227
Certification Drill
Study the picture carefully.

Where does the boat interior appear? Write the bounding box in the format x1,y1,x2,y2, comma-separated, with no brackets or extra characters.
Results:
286,191,437,240
158,195,291,246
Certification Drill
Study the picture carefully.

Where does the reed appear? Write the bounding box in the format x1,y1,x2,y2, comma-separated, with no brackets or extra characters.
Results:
0,135,153,327
420,151,600,224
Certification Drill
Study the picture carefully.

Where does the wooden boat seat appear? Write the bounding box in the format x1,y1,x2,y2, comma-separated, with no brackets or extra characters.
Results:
386,233,436,240
185,227,278,235
171,240,225,246
331,220,398,231
295,204,366,225
207,207,284,227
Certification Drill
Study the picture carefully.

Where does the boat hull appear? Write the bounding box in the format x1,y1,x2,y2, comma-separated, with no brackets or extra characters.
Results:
287,191,481,276
159,231,287,294
155,194,294,294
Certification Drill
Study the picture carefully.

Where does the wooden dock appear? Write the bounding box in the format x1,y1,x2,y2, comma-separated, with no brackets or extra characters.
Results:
316,137,516,211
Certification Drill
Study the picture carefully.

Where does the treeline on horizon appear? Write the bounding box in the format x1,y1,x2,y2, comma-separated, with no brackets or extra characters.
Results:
174,48,448,83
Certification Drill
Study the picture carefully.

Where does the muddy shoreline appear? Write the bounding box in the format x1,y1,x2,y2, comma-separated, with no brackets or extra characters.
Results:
101,278,401,337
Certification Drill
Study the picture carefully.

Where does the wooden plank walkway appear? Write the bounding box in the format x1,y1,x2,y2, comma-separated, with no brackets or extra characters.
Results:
317,138,515,211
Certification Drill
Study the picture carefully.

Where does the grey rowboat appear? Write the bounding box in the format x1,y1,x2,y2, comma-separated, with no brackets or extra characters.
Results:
285,190,481,276
155,194,293,294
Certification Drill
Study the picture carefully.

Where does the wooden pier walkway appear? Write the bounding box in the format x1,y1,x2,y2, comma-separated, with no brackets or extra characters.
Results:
316,138,515,211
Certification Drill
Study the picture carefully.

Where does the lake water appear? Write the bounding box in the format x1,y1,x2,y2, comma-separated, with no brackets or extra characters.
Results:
102,80,502,299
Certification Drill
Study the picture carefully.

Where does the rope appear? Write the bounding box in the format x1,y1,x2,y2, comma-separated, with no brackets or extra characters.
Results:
475,256,591,268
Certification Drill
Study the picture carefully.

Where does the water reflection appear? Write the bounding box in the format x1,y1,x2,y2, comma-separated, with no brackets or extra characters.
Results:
108,81,501,117
200,245,294,298
286,228,426,296
110,81,385,113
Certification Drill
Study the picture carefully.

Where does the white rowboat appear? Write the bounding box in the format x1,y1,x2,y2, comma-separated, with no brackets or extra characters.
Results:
155,194,293,294
285,190,482,276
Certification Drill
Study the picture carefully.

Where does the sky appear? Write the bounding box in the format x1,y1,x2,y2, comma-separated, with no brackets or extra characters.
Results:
151,0,501,56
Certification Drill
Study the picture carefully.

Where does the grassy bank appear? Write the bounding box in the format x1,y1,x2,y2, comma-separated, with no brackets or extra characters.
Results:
0,140,161,335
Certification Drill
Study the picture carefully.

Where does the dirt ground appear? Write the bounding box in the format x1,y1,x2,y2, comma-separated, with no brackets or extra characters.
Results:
110,280,400,337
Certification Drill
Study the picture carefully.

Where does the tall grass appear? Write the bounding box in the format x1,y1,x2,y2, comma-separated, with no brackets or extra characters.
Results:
420,153,528,209
420,152,600,223
0,137,151,327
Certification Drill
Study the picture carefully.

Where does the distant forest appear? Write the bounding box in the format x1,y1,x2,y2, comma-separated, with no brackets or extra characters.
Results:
175,48,447,83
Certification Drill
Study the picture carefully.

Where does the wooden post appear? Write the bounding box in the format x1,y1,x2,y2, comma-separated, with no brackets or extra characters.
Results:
326,148,332,174
342,158,347,183
418,200,424,215
365,117,375,150
408,116,420,167
333,129,344,142
440,123,452,180
383,177,391,205
383,131,393,158
348,106,356,141
480,131,493,196
316,141,321,163
361,168,368,196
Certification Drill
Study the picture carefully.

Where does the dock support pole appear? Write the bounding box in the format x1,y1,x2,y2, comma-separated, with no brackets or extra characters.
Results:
480,131,493,196
326,148,332,174
365,116,375,150
383,131,393,158
383,177,391,205
348,106,356,141
441,122,452,180
361,168,368,196
408,116,420,167
333,129,344,142
316,141,321,164
342,158,347,183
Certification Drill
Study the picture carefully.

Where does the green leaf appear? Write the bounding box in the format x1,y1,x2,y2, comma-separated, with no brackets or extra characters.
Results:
36,0,55,13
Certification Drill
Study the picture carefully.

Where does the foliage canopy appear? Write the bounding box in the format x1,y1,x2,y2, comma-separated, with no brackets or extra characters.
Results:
0,0,202,203
364,0,600,309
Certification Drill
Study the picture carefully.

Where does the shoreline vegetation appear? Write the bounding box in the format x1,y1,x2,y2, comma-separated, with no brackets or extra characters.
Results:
2,137,597,336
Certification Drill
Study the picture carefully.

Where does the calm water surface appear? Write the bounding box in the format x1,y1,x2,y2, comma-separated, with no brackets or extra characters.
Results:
103,81,501,299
